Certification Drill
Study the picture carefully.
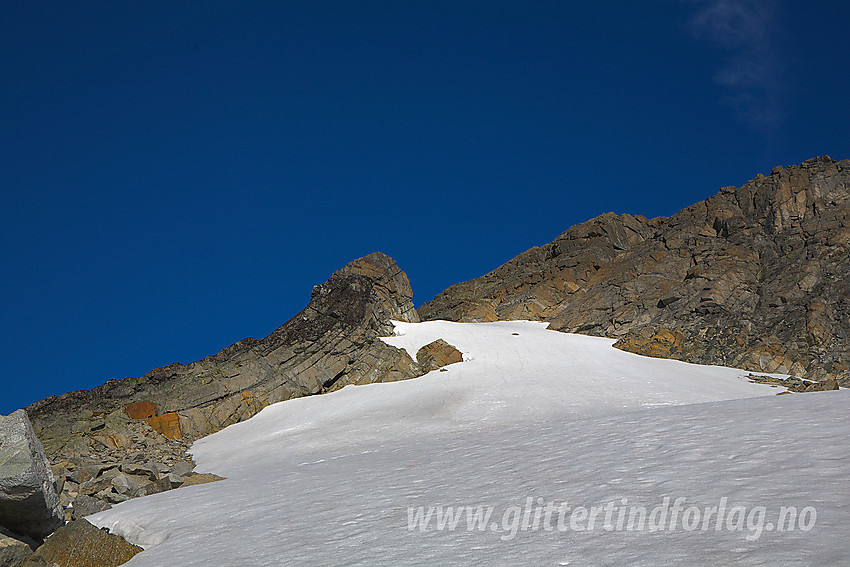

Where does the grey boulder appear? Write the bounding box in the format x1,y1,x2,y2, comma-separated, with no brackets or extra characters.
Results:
0,410,64,541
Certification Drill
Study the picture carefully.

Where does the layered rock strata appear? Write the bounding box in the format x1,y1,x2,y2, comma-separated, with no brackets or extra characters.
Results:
25,253,428,516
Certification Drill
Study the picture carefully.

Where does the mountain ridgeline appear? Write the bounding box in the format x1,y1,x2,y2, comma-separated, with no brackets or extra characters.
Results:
420,156,850,387
11,156,847,522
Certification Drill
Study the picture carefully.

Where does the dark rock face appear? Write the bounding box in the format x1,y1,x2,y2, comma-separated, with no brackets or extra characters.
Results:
420,156,850,388
69,495,111,521
25,252,425,516
0,527,37,567
0,411,64,542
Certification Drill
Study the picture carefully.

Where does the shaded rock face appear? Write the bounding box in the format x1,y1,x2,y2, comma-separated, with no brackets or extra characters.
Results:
0,527,37,567
420,157,850,388
22,520,142,567
24,252,425,515
0,411,64,541
69,495,111,522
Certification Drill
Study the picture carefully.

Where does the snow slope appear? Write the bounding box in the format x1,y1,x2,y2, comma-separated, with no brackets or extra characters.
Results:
90,321,850,566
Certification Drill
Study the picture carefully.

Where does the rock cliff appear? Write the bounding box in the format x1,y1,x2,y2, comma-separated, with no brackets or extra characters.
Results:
420,156,849,387
24,252,426,515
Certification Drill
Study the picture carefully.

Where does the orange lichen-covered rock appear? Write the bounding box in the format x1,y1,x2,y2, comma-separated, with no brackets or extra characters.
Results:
146,413,182,440
123,401,157,420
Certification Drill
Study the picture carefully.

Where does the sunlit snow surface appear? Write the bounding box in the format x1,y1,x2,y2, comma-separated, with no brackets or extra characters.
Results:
91,321,850,566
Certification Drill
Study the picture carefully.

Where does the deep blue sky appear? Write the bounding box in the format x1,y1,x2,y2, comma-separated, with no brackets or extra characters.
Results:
2,1,849,414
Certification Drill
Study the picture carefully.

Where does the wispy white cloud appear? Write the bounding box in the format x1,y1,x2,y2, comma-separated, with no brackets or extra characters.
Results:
688,0,784,130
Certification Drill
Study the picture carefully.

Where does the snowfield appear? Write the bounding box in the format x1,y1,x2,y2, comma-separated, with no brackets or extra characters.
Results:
90,321,850,566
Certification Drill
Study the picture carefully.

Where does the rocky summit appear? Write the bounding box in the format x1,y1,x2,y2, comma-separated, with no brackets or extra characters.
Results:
420,156,849,388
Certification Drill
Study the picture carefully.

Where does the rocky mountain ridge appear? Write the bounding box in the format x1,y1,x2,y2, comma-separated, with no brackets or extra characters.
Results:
3,156,847,566
18,252,447,525
420,156,849,388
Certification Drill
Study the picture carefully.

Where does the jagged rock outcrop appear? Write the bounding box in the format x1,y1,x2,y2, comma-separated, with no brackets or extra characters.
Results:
420,156,850,388
24,252,427,517
0,411,64,542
